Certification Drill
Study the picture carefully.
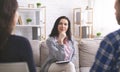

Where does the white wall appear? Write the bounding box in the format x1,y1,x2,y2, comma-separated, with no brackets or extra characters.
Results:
40,0,73,37
17,0,40,8
40,0,89,38
40,0,67,38
93,0,119,36
18,0,120,37
41,0,120,37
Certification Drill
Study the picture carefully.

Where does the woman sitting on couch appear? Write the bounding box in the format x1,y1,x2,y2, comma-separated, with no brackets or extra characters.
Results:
40,16,76,72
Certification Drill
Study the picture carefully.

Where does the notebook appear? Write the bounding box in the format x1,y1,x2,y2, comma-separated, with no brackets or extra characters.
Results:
0,62,29,72
56,60,70,64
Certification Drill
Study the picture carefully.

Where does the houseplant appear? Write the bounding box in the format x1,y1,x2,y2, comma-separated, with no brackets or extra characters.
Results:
96,32,101,37
36,2,41,8
26,18,32,24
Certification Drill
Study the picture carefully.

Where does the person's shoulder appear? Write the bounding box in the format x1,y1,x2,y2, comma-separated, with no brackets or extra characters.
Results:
105,29,120,38
70,35,76,43
71,36,75,41
46,37,57,45
46,37,55,41
10,35,29,43
102,29,120,42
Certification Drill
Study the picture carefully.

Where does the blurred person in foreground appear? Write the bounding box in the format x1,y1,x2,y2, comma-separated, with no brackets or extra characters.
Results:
90,0,120,72
0,0,36,72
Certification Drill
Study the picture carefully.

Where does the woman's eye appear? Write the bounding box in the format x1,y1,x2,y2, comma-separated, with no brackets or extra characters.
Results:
64,23,67,25
64,23,68,26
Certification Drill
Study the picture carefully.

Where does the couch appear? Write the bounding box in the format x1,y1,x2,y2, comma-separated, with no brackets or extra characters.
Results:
0,38,102,72
30,38,102,72
30,40,79,72
78,38,102,72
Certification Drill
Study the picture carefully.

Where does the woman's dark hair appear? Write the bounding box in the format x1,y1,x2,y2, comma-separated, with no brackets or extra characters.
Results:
49,16,72,40
0,0,18,49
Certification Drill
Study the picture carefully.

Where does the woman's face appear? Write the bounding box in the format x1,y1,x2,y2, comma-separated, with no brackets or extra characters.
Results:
58,19,69,33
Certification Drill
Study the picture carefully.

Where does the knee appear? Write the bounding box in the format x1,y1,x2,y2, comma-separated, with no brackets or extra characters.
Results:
67,62,75,68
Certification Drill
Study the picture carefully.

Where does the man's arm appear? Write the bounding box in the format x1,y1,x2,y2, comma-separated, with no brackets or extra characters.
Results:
90,38,115,72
